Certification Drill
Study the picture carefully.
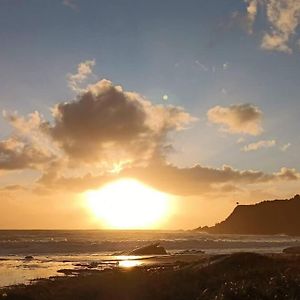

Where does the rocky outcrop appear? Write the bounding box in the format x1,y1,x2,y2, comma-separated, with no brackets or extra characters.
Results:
128,243,167,255
197,195,300,236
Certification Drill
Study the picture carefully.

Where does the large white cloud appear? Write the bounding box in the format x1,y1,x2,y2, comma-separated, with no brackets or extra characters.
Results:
46,79,195,165
1,79,195,173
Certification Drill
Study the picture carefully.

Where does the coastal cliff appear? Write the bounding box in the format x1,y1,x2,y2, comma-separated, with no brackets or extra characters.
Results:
198,195,300,235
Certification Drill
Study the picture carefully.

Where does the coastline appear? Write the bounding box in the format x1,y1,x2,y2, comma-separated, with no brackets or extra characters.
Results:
1,252,300,300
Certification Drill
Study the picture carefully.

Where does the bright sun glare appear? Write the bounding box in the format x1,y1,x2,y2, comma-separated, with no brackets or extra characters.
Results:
85,179,172,229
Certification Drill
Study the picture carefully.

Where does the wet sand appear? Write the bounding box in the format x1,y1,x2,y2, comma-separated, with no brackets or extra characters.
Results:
0,253,205,288
1,252,300,300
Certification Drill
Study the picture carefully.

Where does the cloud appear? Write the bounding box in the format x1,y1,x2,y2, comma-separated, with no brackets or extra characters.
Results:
0,185,28,192
242,139,276,152
46,79,195,166
207,103,263,135
222,62,229,70
0,137,53,170
1,63,299,200
0,111,58,170
40,163,300,196
1,77,195,175
237,137,246,144
246,0,258,34
275,167,300,181
121,164,274,196
67,60,95,93
245,0,300,53
62,0,78,11
261,32,292,53
281,143,291,152
262,0,300,53
195,61,209,71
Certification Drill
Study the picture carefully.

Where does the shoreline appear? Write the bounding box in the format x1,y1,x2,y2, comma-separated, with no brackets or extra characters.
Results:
1,252,300,299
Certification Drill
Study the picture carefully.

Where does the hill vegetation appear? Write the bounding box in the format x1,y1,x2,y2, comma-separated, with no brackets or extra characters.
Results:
198,195,300,235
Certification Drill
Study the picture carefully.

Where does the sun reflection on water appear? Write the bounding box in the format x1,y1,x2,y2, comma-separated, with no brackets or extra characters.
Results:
118,260,143,268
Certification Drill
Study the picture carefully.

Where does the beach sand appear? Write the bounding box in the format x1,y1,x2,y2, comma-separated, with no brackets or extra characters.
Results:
1,252,300,300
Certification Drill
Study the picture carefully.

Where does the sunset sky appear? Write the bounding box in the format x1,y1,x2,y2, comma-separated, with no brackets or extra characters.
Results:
0,0,300,229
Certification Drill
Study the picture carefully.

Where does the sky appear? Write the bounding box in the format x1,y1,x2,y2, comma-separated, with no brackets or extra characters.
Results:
0,0,300,229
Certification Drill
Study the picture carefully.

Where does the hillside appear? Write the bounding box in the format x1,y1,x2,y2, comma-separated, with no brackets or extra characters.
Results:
198,195,300,235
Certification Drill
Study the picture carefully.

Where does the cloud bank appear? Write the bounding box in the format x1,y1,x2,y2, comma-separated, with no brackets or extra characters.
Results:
40,163,300,196
1,61,299,199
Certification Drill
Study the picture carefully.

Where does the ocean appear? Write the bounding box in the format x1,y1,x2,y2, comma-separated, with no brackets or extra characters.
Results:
0,230,300,288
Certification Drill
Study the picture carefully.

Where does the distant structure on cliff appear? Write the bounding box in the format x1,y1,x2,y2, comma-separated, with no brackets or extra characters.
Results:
197,194,300,236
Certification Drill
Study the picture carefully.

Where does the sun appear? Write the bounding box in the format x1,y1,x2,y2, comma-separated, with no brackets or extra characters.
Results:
85,178,172,229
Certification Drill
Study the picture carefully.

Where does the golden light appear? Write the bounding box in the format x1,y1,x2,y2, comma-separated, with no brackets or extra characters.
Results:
85,178,172,229
118,260,143,268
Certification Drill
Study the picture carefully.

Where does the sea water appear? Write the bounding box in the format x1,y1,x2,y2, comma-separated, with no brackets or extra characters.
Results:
0,230,299,288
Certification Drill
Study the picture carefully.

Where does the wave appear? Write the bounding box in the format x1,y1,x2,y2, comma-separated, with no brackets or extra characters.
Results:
1,230,300,256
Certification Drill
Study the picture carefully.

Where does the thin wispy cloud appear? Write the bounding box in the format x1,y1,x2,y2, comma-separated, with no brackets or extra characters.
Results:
281,143,292,152
62,0,78,11
242,139,276,152
222,62,229,71
195,60,209,71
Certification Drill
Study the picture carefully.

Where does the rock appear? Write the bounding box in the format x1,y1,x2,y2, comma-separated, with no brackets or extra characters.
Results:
128,243,167,255
283,246,300,254
24,255,34,261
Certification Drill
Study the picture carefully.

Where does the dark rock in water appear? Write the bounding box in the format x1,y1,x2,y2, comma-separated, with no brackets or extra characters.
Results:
128,243,167,255
89,262,99,268
283,246,300,254
24,256,34,260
